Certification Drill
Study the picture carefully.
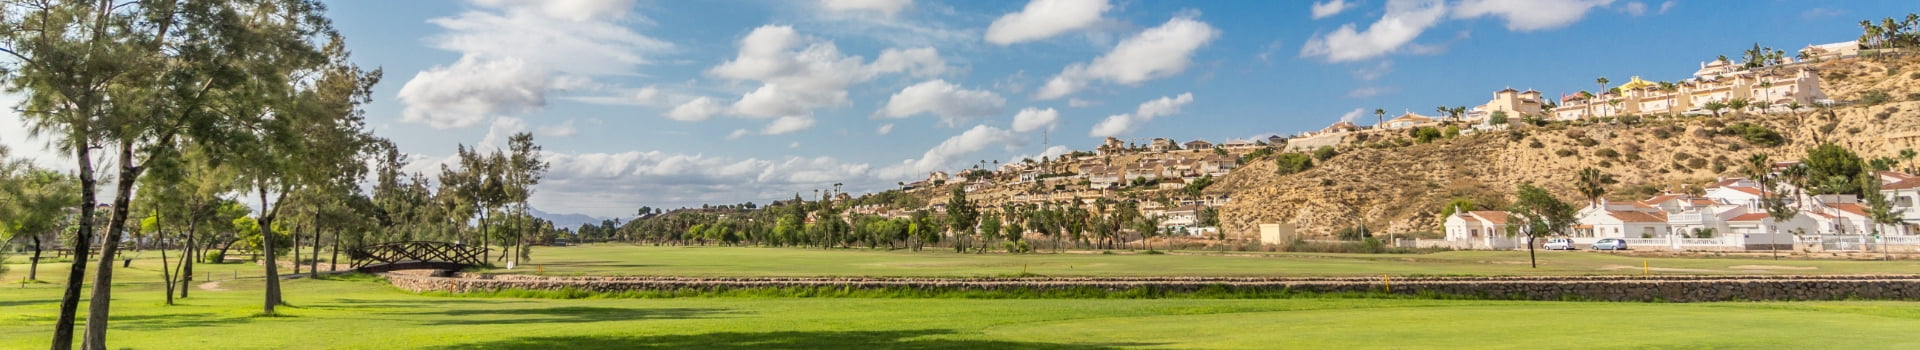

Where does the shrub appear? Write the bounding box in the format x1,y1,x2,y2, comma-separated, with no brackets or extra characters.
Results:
1275,153,1314,175
1908,72,1919,80
1687,157,1709,169
1528,139,1544,148
1861,90,1891,106
1672,152,1692,161
1555,149,1575,157
1599,160,1614,168
1819,123,1839,135
1652,128,1672,139
1848,127,1862,134
1595,148,1620,158
1726,123,1783,147
1577,138,1599,147
1312,146,1339,161
1335,225,1373,241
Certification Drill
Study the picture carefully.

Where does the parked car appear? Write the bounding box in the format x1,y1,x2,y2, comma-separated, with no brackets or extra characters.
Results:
1543,238,1575,250
1591,238,1628,251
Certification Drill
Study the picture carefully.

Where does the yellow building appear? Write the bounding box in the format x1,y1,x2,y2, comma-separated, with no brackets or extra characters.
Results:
1551,57,1826,120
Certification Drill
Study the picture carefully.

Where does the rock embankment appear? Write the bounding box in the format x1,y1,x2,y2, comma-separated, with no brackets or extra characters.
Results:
386,273,1920,303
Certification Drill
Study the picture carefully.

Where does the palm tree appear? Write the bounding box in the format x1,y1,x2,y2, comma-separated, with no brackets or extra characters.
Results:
1594,77,1609,119
1576,167,1616,206
1374,108,1386,128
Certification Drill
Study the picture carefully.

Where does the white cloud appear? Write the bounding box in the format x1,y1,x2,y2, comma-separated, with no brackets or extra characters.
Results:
1658,1,1674,14
878,125,1025,178
1621,2,1647,16
1452,0,1614,32
667,97,726,122
818,0,913,17
761,115,818,135
1346,86,1393,98
1300,0,1448,63
789,142,802,148
1010,107,1061,133
1311,0,1352,19
539,119,579,137
1067,98,1098,108
1352,60,1393,80
1338,108,1368,123
1087,114,1135,138
1012,145,1072,163
479,117,528,150
1088,92,1193,137
877,79,1006,126
985,0,1112,45
0,93,68,170
726,129,753,140
1035,15,1220,100
398,0,670,129
1134,92,1194,119
876,123,895,135
522,149,876,216
692,25,948,126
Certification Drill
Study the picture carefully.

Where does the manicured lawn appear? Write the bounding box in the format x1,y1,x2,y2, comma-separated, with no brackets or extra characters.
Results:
9,248,1920,349
489,244,1920,277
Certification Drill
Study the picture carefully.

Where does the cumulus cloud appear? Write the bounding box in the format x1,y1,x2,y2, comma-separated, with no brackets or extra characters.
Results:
523,150,877,216
726,129,753,140
878,125,1025,179
1300,0,1448,63
984,0,1112,45
1035,15,1220,100
761,116,818,135
1452,0,1613,32
876,123,895,135
1352,60,1393,80
1311,0,1352,19
1010,107,1061,133
1012,145,1072,163
877,79,1006,126
1067,98,1098,108
1337,108,1369,124
1087,92,1193,137
667,97,726,122
1621,2,1647,16
398,0,669,129
671,25,948,134
818,0,913,17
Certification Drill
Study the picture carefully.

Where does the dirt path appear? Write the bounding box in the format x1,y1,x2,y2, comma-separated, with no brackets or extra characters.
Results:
196,281,227,291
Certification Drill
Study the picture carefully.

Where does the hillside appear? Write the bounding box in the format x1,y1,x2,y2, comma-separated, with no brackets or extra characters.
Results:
1210,55,1920,238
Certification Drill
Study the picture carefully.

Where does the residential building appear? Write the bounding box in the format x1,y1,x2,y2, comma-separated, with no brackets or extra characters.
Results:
1468,88,1544,121
1800,41,1860,62
1183,139,1213,150
1150,138,1177,152
1383,112,1438,129
1574,200,1673,238
1160,205,1203,229
1098,137,1127,155
1443,210,1515,249
1553,58,1827,120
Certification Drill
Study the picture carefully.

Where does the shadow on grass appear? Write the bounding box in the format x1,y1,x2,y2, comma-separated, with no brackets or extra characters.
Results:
110,313,259,330
428,329,1150,349
405,306,739,325
0,299,57,308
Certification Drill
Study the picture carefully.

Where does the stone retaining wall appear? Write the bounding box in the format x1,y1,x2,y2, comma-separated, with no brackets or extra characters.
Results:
384,273,1920,303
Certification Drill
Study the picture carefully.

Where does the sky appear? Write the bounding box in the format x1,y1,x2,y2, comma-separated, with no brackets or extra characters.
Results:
1,0,1910,219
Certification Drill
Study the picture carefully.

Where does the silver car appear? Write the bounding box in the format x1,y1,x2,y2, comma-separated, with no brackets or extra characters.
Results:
1543,238,1575,250
1590,238,1628,251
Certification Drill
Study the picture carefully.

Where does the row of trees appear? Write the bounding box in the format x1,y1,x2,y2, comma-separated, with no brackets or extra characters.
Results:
0,2,548,348
602,187,1219,254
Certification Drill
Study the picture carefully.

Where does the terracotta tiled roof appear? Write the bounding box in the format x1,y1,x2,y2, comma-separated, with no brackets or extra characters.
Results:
1728,213,1772,222
1644,194,1685,204
1469,211,1509,225
1608,210,1668,223
1886,179,1920,191
1878,171,1916,181
1705,178,1747,189
1729,187,1764,196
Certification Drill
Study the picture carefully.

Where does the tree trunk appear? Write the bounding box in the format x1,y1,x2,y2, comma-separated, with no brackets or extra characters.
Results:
180,220,196,299
479,210,489,265
309,225,320,278
291,219,302,275
259,190,284,315
1528,235,1538,268
329,229,340,273
30,235,43,281
161,233,174,306
52,142,99,350
84,145,143,350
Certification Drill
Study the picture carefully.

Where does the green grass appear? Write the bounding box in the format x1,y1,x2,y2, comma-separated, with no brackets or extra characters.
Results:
9,247,1920,348
490,244,1920,277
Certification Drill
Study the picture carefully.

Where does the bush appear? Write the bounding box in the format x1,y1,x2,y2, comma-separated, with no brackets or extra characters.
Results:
1555,149,1576,157
1726,123,1783,147
1335,225,1373,241
1312,146,1339,161
1861,90,1891,106
1528,139,1544,148
1577,138,1599,147
1687,157,1709,169
1652,128,1672,139
1672,152,1691,161
1275,153,1314,175
1908,72,1919,80
1819,123,1838,135
1848,127,1862,134
1595,148,1620,158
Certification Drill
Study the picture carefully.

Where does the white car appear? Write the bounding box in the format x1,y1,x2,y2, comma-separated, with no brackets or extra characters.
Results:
1542,238,1575,250
1591,238,1629,251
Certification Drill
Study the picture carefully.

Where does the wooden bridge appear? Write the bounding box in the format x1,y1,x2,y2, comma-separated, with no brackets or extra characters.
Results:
348,241,489,273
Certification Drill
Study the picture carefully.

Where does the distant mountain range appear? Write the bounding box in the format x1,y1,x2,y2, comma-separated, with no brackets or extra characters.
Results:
529,207,615,230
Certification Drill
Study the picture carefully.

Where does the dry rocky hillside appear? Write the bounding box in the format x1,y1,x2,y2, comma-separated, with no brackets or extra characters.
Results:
1210,55,1920,239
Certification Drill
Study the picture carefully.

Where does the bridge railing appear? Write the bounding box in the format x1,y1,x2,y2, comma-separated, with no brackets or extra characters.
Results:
348,241,490,271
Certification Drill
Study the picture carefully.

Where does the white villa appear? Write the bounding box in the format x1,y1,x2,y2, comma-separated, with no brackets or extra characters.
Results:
1442,210,1515,249
1552,57,1828,120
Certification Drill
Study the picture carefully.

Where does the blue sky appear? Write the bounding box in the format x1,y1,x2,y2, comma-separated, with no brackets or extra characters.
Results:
2,0,1908,218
